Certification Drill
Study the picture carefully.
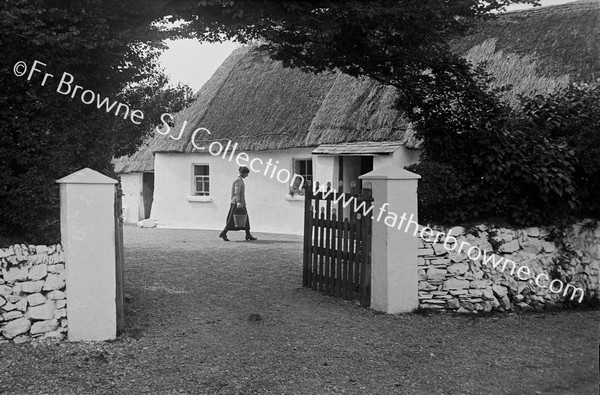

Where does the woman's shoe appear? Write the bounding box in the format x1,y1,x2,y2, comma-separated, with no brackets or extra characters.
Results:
219,233,230,241
245,234,257,241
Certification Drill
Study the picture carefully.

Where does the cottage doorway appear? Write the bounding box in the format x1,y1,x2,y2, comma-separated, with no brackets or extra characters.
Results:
338,156,374,192
337,156,374,218
142,172,154,219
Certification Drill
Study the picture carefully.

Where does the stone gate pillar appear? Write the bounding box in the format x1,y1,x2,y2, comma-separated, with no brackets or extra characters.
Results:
360,166,420,313
56,168,118,341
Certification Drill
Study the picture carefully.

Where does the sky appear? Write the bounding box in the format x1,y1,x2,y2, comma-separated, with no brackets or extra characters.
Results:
158,0,580,93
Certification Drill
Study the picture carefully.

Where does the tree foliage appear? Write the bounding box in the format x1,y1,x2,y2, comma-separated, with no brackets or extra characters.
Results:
113,77,195,158
407,68,589,227
0,0,192,242
173,0,537,99
519,82,600,216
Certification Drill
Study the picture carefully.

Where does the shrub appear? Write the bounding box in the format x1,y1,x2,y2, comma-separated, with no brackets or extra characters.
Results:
406,161,481,224
519,82,600,216
405,66,580,226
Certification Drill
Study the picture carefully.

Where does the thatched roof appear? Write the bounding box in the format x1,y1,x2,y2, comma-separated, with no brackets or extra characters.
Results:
113,136,159,174
454,0,600,82
150,48,410,154
116,0,599,173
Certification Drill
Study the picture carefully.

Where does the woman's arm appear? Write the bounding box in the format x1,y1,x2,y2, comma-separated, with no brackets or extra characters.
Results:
232,179,244,207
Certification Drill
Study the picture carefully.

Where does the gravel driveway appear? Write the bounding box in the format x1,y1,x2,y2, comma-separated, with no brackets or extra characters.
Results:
1,225,598,394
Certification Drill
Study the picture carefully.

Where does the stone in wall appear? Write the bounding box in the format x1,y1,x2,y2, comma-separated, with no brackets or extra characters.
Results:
448,263,469,275
21,281,44,293
46,290,65,300
0,285,11,297
2,266,28,283
427,268,447,281
43,273,65,291
1,317,31,339
28,264,47,281
3,311,23,321
443,278,470,290
30,319,59,335
27,293,46,307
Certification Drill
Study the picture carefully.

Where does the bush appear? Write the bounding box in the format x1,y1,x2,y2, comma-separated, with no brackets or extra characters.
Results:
478,129,578,225
406,161,481,224
409,131,578,227
519,82,600,216
404,67,581,226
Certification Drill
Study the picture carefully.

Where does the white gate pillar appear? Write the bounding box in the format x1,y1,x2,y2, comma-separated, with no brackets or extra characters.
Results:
360,166,420,313
56,168,118,341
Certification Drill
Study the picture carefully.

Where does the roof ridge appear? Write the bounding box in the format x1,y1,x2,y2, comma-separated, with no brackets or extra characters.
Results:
502,0,599,15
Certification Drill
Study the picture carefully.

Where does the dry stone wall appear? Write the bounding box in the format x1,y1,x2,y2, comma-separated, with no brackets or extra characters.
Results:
0,244,66,343
418,220,600,312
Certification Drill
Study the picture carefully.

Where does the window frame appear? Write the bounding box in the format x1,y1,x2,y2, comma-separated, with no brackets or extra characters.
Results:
192,163,210,197
289,157,313,196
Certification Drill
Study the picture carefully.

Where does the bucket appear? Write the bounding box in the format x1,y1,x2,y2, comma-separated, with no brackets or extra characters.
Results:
233,208,247,227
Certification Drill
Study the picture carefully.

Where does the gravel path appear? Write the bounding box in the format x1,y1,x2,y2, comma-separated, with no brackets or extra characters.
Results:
1,226,599,394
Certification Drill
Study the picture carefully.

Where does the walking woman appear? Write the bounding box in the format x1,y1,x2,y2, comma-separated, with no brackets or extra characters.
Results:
219,166,257,241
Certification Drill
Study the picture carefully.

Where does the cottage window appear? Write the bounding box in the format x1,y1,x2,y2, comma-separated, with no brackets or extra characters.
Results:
290,158,313,196
193,164,210,196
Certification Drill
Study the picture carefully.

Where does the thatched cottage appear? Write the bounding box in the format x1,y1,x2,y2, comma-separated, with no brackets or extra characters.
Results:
124,47,420,234
115,0,600,234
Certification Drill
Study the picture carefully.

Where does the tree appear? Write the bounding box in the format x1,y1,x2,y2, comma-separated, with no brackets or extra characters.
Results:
112,77,195,158
0,0,192,242
172,0,538,100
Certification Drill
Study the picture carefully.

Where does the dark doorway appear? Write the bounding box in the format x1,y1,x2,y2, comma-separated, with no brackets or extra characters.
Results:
359,156,374,189
142,172,154,219
338,155,375,191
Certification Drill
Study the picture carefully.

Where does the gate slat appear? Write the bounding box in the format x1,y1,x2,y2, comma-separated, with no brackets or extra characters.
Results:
360,206,372,305
342,218,350,299
335,208,343,297
330,210,337,295
302,182,312,286
347,213,355,300
324,192,332,295
335,184,343,297
318,208,325,292
312,193,320,290
354,215,362,294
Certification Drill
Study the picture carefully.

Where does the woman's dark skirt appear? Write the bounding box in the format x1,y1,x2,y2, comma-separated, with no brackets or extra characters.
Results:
223,204,250,231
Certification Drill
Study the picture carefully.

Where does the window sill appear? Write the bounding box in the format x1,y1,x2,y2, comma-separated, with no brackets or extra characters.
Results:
186,196,213,203
284,194,305,201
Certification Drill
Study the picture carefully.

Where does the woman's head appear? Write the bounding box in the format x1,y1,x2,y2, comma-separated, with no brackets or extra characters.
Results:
239,166,250,178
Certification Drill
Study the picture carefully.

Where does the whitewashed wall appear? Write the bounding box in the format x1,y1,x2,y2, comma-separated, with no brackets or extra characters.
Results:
392,146,420,168
120,173,143,224
151,148,313,235
313,156,338,188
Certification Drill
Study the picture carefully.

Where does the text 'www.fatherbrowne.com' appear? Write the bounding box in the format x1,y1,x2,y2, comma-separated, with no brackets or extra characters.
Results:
312,183,585,303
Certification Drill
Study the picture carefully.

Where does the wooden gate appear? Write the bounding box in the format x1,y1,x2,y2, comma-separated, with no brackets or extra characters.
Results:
302,181,373,305
114,183,125,334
